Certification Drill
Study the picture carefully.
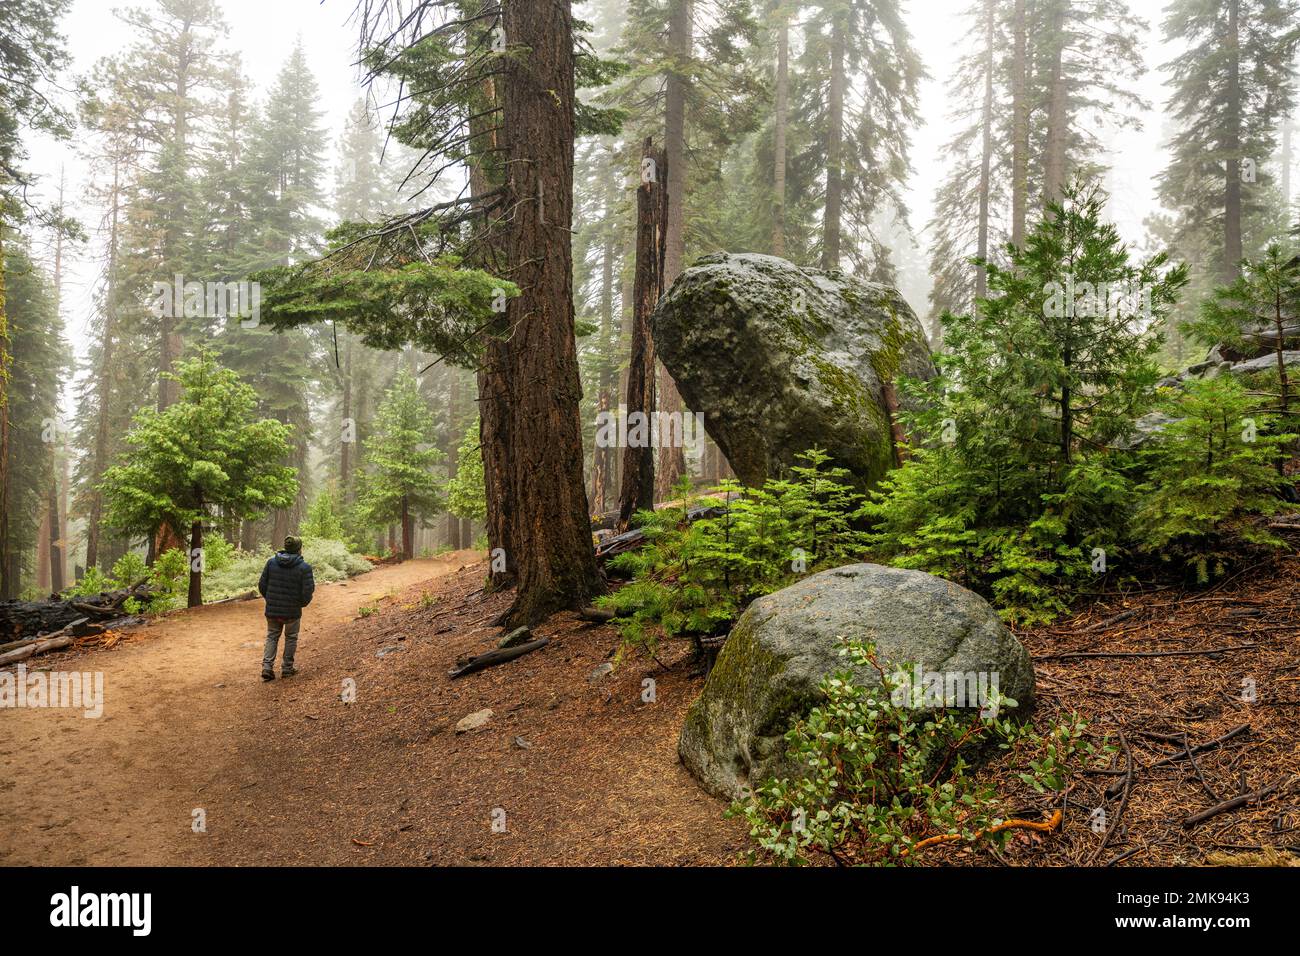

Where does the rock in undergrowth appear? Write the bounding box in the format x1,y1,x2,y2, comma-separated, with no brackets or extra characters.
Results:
651,252,935,491
678,563,1036,801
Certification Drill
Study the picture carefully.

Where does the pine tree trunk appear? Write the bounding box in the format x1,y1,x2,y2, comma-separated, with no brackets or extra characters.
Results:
772,7,788,257
59,442,69,586
465,21,515,590
0,224,13,599
1223,0,1244,283
975,0,995,299
341,335,353,498
187,518,203,608
47,480,64,594
1010,0,1029,246
656,0,692,499
496,0,601,625
401,494,412,560
822,10,846,269
446,369,462,550
85,156,124,573
590,153,617,516
48,173,66,595
1042,0,1068,209
1283,113,1293,211
618,139,667,532
37,502,51,593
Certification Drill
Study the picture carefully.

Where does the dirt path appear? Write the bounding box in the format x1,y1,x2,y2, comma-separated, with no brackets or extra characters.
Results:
0,553,478,866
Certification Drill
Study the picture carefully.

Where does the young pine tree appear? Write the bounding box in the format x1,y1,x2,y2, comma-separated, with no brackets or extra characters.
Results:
1135,375,1295,582
1190,243,1300,424
357,372,444,561
866,182,1189,623
446,417,486,526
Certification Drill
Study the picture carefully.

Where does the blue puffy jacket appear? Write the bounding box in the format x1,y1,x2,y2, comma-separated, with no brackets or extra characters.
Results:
258,552,315,619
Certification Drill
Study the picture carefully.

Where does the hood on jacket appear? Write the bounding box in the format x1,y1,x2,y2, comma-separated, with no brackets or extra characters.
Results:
275,551,305,568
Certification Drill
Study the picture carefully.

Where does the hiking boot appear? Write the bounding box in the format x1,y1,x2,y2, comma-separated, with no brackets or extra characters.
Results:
281,665,297,678
261,667,275,681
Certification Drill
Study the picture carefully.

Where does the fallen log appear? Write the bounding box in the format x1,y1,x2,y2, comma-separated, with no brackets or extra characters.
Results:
0,581,156,640
0,617,89,667
596,502,731,562
448,636,550,679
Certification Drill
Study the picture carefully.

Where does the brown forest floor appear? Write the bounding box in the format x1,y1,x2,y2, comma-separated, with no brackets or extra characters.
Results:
0,551,744,866
969,551,1300,867
1,546,1297,867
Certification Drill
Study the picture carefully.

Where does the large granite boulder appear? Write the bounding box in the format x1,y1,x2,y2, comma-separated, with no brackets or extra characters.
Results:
678,563,1036,801
651,253,935,490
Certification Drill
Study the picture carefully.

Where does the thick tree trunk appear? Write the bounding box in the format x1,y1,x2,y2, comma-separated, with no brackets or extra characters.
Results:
465,18,515,590
618,139,667,532
1010,0,1028,247
496,0,601,626
822,11,845,269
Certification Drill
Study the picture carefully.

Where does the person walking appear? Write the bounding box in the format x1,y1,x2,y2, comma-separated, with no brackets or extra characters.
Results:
258,535,315,681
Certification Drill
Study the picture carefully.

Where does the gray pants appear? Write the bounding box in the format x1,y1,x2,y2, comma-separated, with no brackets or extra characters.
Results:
263,617,301,669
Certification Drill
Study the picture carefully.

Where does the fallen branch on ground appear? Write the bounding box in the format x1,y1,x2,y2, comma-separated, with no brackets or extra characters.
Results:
1184,776,1296,828
1089,730,1135,865
1035,643,1258,662
1106,723,1251,798
448,636,551,679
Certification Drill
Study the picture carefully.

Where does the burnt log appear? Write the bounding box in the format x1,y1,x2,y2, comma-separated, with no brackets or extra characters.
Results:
0,582,156,641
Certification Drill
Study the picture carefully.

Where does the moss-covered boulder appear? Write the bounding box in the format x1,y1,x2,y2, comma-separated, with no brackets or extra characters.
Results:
678,564,1036,800
651,253,934,490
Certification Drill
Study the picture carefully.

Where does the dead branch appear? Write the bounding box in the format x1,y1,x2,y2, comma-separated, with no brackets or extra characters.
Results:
448,636,550,679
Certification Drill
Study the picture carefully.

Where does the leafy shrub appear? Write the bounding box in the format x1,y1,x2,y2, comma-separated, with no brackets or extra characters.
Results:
64,566,112,598
597,449,866,654
203,536,372,602
730,638,1096,866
